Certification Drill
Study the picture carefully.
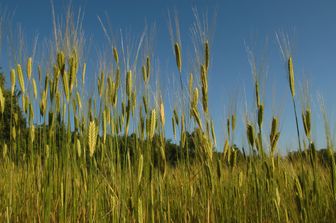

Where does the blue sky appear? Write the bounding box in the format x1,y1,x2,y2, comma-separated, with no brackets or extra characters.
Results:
1,0,336,153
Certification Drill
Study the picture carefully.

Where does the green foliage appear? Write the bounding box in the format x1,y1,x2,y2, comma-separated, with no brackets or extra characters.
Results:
0,72,26,144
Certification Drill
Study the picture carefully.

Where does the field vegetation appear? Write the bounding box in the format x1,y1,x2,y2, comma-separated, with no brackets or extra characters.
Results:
0,5,336,223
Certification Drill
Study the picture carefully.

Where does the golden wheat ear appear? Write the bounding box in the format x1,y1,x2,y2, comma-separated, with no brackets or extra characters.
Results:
88,120,97,157
27,57,32,80
17,64,25,94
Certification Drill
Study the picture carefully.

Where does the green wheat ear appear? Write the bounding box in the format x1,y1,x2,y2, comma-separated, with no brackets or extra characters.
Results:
138,154,143,185
0,86,4,114
142,65,147,84
76,139,81,158
10,69,16,95
57,51,65,73
126,70,132,98
302,108,311,139
270,116,280,153
174,42,182,72
27,57,32,80
17,64,25,93
288,56,295,97
257,104,264,129
205,40,209,70
246,123,255,148
160,102,165,126
32,78,37,99
231,114,236,131
88,120,97,157
149,109,156,140
113,47,119,64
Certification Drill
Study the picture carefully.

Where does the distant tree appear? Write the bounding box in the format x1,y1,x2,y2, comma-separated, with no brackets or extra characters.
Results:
0,70,26,144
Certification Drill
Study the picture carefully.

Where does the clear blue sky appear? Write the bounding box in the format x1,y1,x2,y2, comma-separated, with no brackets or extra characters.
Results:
1,0,336,153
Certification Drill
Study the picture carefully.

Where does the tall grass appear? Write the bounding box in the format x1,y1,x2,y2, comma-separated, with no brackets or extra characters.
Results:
0,6,336,223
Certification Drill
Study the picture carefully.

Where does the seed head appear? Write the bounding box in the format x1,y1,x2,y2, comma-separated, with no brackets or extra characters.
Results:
174,42,182,72
0,87,4,114
88,120,97,157
17,64,25,93
57,51,65,73
126,70,132,97
27,57,32,80
10,69,16,95
32,78,37,99
205,41,210,70
257,104,264,129
288,56,295,97
146,56,151,81
113,47,119,64
246,123,255,148
160,102,165,126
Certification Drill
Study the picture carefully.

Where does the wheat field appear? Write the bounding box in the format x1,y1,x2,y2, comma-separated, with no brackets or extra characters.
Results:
0,4,336,223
